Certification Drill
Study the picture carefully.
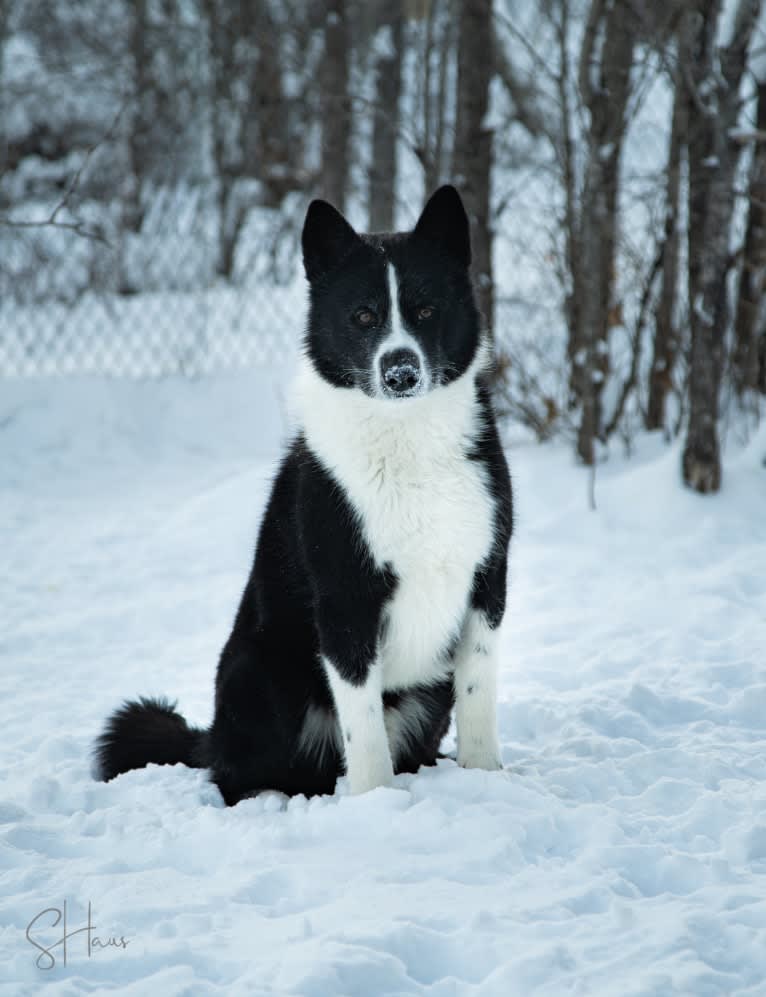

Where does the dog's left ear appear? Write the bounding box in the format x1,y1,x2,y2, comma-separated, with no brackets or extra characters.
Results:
413,185,471,268
302,199,361,283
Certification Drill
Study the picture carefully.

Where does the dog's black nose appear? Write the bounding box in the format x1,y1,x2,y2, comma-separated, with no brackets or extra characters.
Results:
380,348,422,396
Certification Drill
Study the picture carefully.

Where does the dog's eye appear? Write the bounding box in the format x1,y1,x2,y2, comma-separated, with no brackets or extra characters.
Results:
354,308,378,328
417,306,435,321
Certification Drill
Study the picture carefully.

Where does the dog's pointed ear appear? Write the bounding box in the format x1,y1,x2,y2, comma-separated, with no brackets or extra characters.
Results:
413,185,471,267
302,199,361,282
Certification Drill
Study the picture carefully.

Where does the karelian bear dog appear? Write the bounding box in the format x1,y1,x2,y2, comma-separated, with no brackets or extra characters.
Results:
96,185,512,804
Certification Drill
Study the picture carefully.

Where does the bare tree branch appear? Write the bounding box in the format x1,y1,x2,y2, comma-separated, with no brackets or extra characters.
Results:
604,237,666,439
0,104,126,245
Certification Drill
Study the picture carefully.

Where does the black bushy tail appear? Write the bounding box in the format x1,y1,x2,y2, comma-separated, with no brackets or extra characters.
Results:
95,696,208,782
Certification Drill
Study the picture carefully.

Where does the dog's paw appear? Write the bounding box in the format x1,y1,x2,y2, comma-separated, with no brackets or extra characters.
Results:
457,739,502,771
346,756,395,795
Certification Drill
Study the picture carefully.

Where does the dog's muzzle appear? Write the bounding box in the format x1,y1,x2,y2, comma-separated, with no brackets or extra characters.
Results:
379,348,422,398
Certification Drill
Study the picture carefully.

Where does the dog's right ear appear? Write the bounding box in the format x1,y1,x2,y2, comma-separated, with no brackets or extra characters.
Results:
302,200,361,283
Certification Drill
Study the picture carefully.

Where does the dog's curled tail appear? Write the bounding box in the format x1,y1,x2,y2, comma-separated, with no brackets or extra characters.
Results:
95,696,208,782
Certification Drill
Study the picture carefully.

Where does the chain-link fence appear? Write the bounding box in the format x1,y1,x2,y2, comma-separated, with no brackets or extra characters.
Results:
0,181,307,377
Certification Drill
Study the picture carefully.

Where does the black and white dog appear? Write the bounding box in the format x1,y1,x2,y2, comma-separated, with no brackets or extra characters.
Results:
96,185,513,804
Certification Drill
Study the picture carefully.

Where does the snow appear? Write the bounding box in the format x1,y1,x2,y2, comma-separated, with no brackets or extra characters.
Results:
2,374,766,995
371,26,396,63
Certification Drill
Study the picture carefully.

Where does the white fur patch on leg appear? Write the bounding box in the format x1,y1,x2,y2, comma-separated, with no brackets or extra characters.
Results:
323,657,394,794
453,612,502,770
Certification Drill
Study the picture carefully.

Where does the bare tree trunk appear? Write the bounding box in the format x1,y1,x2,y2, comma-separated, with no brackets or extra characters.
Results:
433,2,456,189
203,0,250,279
557,0,580,410
453,0,494,337
124,0,150,236
682,0,723,491
0,0,12,190
418,0,456,196
732,81,766,396
682,0,760,493
646,22,689,432
421,0,437,193
573,0,636,464
759,332,766,393
244,1,291,206
118,0,150,294
320,0,351,211
369,1,403,231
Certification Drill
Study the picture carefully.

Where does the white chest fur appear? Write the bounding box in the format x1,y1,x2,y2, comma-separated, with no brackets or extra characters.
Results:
295,348,496,691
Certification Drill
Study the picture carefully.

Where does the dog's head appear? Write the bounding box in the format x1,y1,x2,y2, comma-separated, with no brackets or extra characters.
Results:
301,186,482,400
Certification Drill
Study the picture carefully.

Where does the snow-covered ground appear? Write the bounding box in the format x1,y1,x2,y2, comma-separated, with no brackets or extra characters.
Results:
1,372,765,996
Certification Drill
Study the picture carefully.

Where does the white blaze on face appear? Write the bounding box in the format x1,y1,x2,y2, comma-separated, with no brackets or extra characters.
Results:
387,263,405,341
373,262,429,396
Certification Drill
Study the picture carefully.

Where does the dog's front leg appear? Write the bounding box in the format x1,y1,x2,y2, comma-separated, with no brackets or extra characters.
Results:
300,467,396,795
323,656,394,794
453,610,502,771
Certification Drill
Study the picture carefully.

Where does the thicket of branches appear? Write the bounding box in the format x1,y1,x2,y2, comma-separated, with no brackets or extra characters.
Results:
2,0,765,491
